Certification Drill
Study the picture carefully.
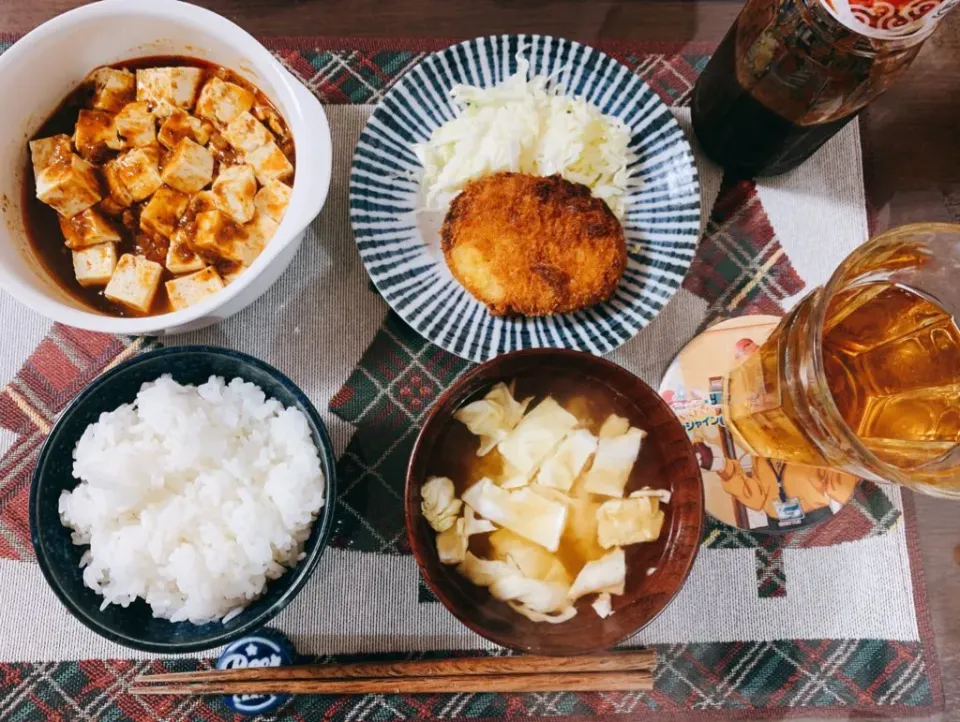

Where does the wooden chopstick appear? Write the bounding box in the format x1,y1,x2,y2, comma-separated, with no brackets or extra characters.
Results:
135,650,655,684
131,670,653,695
131,650,656,696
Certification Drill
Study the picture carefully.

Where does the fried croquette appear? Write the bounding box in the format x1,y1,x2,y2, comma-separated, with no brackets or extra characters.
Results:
440,173,626,316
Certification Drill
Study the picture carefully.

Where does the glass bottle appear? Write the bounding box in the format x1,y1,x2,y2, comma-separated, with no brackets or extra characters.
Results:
691,0,958,176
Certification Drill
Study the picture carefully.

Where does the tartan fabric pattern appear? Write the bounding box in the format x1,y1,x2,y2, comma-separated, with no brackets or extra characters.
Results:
0,640,934,721
755,535,788,598
701,482,900,598
683,176,806,319
624,53,703,106
273,45,701,108
0,325,156,562
328,313,471,554
275,48,428,105
0,41,941,720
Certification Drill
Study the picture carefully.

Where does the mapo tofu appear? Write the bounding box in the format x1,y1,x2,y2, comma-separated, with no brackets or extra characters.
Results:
24,57,295,317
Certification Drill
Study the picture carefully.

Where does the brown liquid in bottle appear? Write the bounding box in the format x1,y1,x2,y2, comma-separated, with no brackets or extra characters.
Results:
691,23,857,177
691,0,925,177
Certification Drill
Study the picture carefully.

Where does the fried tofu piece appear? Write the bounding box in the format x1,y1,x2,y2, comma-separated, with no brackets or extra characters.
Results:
114,102,157,148
35,154,102,218
222,111,274,154
247,142,294,184
136,67,204,115
73,242,118,287
211,163,256,223
196,77,255,126
254,179,292,223
104,253,163,313
160,138,213,194
165,266,225,311
73,110,122,162
140,186,190,238
59,208,121,249
87,67,136,113
165,230,206,274
158,110,213,149
29,135,73,177
115,147,163,201
441,173,627,316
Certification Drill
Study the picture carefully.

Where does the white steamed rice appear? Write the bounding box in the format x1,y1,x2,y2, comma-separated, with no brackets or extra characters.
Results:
58,374,326,624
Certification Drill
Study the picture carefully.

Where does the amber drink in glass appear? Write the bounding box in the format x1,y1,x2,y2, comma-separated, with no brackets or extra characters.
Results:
723,223,960,498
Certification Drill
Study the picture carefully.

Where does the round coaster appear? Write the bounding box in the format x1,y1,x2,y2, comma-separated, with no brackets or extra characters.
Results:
216,628,296,715
659,316,859,533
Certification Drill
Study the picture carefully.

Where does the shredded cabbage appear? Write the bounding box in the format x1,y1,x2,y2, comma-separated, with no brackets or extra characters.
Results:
454,382,532,456
413,57,635,219
591,592,614,619
421,476,462,532
509,601,578,624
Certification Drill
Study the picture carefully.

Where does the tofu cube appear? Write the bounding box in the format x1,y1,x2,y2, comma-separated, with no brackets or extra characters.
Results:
244,211,279,253
247,141,294,184
35,154,102,218
211,211,276,269
59,208,121,249
74,110,122,162
104,253,163,313
196,77,255,126
191,208,265,266
97,198,126,217
140,186,190,238
185,190,219,219
165,267,225,311
161,139,213,194
114,102,157,148
254,179,292,223
192,209,247,262
211,164,257,223
87,67,136,112
166,230,206,274
115,147,163,201
29,135,73,177
158,110,213,150
102,159,134,207
222,111,274,154
222,264,248,285
254,104,288,139
72,243,118,287
136,67,204,114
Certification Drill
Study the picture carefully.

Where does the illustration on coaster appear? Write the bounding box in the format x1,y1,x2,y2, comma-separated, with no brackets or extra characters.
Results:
660,315,859,533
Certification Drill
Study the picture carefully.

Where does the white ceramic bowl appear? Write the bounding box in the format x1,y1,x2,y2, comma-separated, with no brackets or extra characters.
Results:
0,0,332,335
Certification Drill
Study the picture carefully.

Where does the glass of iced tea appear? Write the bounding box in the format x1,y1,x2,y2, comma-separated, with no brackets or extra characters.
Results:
723,223,960,499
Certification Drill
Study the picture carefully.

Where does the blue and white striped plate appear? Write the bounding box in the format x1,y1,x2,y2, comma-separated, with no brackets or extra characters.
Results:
349,35,700,362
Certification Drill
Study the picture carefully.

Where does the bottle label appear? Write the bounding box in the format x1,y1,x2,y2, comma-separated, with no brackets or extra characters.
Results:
822,0,959,38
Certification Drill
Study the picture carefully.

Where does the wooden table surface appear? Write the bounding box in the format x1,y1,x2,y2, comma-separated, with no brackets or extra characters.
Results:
1,0,958,718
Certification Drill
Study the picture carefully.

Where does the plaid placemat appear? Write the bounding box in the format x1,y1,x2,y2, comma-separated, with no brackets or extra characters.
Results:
0,37,943,721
